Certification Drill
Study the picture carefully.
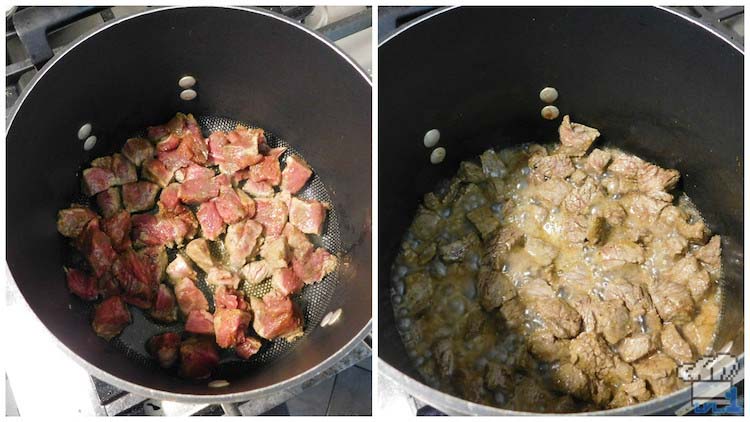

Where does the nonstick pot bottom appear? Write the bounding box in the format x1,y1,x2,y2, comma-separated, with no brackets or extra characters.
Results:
69,114,343,380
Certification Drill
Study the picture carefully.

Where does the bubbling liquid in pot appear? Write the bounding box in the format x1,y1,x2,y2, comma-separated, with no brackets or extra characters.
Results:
391,116,722,412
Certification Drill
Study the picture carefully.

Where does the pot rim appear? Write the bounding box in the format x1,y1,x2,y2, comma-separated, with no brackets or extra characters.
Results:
5,5,372,403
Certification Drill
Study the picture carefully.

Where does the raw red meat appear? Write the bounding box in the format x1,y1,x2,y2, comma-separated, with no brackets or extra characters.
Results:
196,201,225,241
64,267,98,300
179,176,219,204
149,283,177,322
92,296,131,340
142,158,174,188
122,137,154,166
101,210,132,252
185,310,215,335
289,197,327,235
271,267,303,296
96,187,122,218
214,285,249,311
79,220,118,278
82,167,116,196
122,181,160,212
254,196,289,237
173,277,209,316
280,155,313,194
292,247,338,285
225,219,264,269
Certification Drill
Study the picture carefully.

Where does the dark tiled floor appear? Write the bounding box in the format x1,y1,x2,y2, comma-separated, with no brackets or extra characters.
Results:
262,356,372,416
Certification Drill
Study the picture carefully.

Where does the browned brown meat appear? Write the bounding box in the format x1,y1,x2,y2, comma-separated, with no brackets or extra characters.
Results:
570,332,633,387
663,255,711,300
485,362,514,392
92,296,131,340
185,238,215,273
564,177,602,214
600,241,644,268
552,362,590,400
633,352,680,396
593,299,632,344
149,283,177,322
179,337,219,379
236,336,263,359
433,339,454,377
617,333,652,363
64,267,98,301
122,137,154,166
528,329,571,362
525,237,558,266
476,266,516,310
660,323,692,364
57,206,98,238
96,187,122,218
147,332,181,368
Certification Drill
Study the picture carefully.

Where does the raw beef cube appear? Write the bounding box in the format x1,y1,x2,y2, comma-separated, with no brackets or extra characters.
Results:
142,158,174,187
97,271,121,298
175,163,215,183
158,140,194,172
185,238,215,272
271,268,303,296
92,296,131,340
292,248,337,284
156,133,181,151
64,267,98,300
148,332,181,368
179,337,219,379
138,245,168,285
82,167,116,196
173,277,209,316
236,336,262,359
289,197,327,235
207,132,228,165
248,151,284,186
220,128,264,174
122,137,154,166
283,224,314,260
196,201,225,241
149,283,177,322
79,221,118,278
122,181,160,212
158,183,181,212
254,197,289,237
102,210,132,252
225,219,264,269
111,154,138,186
131,214,174,247
260,236,288,270
206,267,241,289
184,113,203,139
212,186,247,224
57,206,98,238
240,260,272,285
250,291,303,341
166,254,197,284
242,180,275,197
96,187,122,218
214,286,249,311
214,308,252,348
281,155,313,194
182,132,209,165
112,249,154,309
185,310,215,335
178,177,219,204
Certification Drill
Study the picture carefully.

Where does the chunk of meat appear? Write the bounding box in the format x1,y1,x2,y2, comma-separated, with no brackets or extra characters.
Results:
79,221,118,278
243,179,275,197
185,310,215,335
212,185,247,224
149,283,177,322
633,352,680,396
552,362,590,400
586,215,607,245
600,241,644,268
142,158,174,188
157,140,195,171
586,148,611,174
280,155,313,194
156,133,181,152
121,181,160,212
173,277,209,316
525,237,558,266
178,176,219,204
82,167,116,196
57,206,98,238
147,332,181,368
214,308,253,348
695,235,721,274
485,226,523,270
235,188,256,218
681,301,719,354
206,267,241,289
64,267,98,300
225,219,264,269
236,336,263,359
112,249,154,309
466,206,500,239
609,379,652,408
181,132,209,165
248,154,283,186
131,213,191,248
174,163,215,183
564,177,602,214
110,154,138,186
663,255,711,300
96,187,122,218
97,271,120,298
254,197,289,237
476,266,516,310
485,362,514,392
593,299,632,344
240,260,272,285
250,291,303,341
499,297,525,329
214,285,249,311
292,247,337,284
260,236,288,270
649,282,694,323
531,297,582,339
660,323,693,364
101,210,132,252
528,329,571,362
283,224,314,260
207,132,228,165
138,245,167,284
558,115,601,156
288,198,327,235
92,296,131,340
179,337,219,379
637,163,680,202
196,201,225,241
166,254,196,284
528,153,575,179
533,178,571,207
569,332,633,386
122,137,154,166
219,140,263,174
158,183,181,212
185,238,215,272
271,268,303,296
617,333,652,363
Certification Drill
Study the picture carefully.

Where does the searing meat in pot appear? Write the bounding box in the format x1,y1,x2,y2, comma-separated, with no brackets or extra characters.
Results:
174,277,209,316
179,337,219,380
64,267,98,301
92,296,131,340
250,291,303,341
185,310,215,335
57,205,98,238
393,116,721,411
149,283,177,322
148,332,180,368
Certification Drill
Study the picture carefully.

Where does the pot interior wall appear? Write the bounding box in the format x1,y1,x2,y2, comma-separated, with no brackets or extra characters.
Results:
7,7,371,397
378,6,743,411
